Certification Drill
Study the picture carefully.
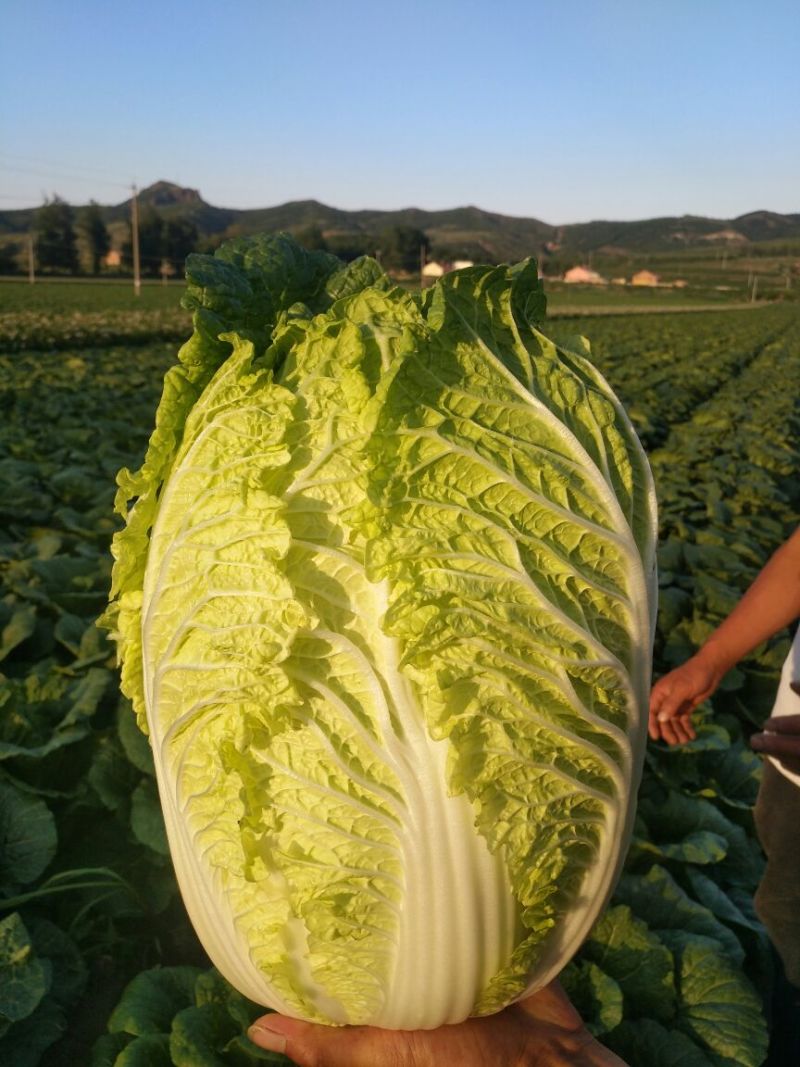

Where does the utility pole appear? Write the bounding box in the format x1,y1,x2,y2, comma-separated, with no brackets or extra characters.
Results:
419,242,426,286
131,183,141,297
27,233,35,284
751,274,758,303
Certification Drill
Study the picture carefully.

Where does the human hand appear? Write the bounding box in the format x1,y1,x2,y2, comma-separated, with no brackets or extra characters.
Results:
247,981,627,1067
750,713,800,775
649,651,727,745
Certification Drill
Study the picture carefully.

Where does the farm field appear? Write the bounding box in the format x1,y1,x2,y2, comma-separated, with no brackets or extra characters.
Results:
0,280,190,352
1,295,799,1065
543,283,764,315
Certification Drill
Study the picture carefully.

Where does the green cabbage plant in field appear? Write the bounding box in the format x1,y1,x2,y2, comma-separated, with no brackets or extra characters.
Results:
102,235,657,1029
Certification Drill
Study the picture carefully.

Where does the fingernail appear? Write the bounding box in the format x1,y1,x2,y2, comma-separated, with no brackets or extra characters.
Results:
248,1023,288,1054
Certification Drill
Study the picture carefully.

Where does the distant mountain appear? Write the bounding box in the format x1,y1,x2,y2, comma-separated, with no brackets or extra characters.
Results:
1,181,799,262
560,210,800,253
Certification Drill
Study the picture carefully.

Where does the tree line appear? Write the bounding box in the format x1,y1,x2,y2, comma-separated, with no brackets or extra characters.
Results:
0,197,482,279
287,224,491,273
0,196,199,278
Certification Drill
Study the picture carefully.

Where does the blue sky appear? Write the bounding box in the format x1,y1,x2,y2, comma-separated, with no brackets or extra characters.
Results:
2,0,798,222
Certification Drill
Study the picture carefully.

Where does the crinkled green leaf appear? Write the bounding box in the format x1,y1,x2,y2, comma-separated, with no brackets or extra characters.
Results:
194,970,258,1030
0,605,37,662
169,1002,241,1066
0,995,66,1067
115,1033,172,1066
630,829,728,866
26,916,87,1008
639,791,763,888
682,869,763,933
607,1018,713,1067
117,698,155,776
560,959,624,1036
0,782,57,892
698,741,762,810
108,966,203,1036
26,555,108,614
130,779,169,856
89,731,140,813
670,933,767,1067
614,867,743,964
91,1031,134,1067
53,613,86,656
581,905,676,1022
0,663,106,761
0,913,50,1024
67,666,111,719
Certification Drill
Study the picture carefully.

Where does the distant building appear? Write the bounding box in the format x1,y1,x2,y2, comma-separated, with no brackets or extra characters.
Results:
672,279,688,288
631,269,659,287
421,259,474,279
421,261,446,278
611,277,627,286
563,266,607,285
102,249,122,268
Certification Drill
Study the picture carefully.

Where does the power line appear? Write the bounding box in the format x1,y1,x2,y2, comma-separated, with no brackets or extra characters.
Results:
0,163,131,191
0,152,133,185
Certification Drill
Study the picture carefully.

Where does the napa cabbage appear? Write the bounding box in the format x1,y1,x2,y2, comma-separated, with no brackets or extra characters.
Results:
102,234,657,1030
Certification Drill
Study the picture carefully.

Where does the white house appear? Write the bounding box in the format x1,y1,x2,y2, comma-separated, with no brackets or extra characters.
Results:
563,266,606,285
421,259,475,278
421,261,446,278
631,269,659,287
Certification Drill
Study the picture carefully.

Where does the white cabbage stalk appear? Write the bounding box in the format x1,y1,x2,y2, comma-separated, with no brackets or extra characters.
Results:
104,238,657,1029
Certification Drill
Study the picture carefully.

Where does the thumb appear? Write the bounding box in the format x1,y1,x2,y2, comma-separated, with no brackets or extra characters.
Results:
248,1014,413,1067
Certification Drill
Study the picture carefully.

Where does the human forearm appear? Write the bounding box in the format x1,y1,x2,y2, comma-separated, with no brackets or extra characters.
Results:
650,528,800,745
695,528,800,675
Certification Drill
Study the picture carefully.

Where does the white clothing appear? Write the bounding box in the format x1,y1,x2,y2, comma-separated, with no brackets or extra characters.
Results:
768,628,800,787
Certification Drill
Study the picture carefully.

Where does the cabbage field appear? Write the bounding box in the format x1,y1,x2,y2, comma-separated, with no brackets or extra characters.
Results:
1,289,798,1066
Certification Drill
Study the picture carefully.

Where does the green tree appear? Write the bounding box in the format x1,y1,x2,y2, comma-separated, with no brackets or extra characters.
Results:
378,225,429,273
430,241,493,265
325,232,373,262
122,206,162,276
294,224,328,252
35,196,79,273
137,206,165,276
78,200,110,275
123,210,198,276
0,241,21,275
162,217,198,273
